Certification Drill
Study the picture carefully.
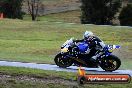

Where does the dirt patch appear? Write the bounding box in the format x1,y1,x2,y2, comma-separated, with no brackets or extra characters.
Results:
0,74,77,86
22,0,81,15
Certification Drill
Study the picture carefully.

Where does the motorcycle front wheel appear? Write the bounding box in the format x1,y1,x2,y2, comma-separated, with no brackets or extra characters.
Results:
54,53,73,68
100,55,121,72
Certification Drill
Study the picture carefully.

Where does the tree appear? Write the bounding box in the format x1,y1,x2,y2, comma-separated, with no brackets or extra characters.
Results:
26,0,41,21
119,4,132,26
0,0,23,19
80,0,122,25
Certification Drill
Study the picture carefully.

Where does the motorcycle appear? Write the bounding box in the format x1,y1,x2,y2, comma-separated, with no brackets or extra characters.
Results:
54,38,121,71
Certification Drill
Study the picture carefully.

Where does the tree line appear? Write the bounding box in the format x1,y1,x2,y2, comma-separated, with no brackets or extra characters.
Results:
0,0,23,19
0,0,132,26
0,0,40,21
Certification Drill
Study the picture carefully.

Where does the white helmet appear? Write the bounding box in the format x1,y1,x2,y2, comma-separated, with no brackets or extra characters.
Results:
83,31,94,39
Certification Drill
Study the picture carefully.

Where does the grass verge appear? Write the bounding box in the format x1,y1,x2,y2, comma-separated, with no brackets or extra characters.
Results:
0,66,132,88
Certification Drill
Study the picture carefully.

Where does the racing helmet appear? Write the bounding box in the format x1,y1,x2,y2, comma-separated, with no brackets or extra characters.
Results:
83,31,94,40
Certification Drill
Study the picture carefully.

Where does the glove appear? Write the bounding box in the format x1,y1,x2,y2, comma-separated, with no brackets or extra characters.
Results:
85,48,90,54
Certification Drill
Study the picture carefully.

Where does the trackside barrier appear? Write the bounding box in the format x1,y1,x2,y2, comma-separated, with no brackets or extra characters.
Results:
77,67,131,85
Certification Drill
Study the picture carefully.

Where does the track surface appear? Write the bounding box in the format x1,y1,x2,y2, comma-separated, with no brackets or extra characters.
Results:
0,61,132,76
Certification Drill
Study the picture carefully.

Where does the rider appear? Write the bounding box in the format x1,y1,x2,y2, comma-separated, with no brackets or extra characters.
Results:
73,31,106,63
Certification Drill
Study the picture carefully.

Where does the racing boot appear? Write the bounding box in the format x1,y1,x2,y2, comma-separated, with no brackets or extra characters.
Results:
89,56,98,67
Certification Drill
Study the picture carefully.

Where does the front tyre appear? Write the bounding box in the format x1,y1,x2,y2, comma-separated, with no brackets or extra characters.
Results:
100,55,121,72
54,53,73,68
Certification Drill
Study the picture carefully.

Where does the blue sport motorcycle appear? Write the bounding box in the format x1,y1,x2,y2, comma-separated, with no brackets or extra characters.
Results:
54,38,121,71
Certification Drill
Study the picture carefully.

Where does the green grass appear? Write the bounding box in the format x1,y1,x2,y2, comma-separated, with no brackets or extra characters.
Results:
0,18,132,69
0,66,75,79
0,66,132,88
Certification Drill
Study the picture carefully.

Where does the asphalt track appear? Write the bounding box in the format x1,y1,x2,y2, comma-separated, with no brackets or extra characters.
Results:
0,61,132,76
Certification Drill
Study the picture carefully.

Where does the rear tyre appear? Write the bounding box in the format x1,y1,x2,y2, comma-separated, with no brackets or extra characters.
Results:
100,55,121,72
54,53,73,68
